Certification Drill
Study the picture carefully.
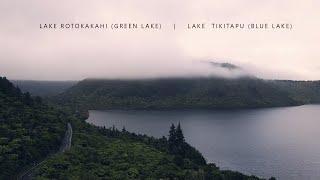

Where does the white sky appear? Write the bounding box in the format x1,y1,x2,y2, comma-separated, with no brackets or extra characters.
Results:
1,0,319,80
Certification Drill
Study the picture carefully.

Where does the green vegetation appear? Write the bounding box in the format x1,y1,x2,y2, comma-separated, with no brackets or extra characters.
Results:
0,76,276,179
56,77,320,110
269,80,320,104
168,123,206,166
0,77,68,178
33,119,262,179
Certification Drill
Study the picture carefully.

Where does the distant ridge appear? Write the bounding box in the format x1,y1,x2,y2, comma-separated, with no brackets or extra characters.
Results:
12,80,77,96
55,76,320,110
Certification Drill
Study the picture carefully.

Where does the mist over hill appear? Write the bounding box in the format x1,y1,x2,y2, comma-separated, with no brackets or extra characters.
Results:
206,61,241,70
11,62,319,110
10,61,249,97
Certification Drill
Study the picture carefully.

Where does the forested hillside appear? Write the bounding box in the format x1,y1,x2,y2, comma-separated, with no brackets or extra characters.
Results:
0,77,68,178
57,77,320,110
269,80,320,104
33,119,262,180
1,77,267,179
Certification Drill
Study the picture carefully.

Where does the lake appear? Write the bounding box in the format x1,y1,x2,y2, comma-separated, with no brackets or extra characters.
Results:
86,105,320,180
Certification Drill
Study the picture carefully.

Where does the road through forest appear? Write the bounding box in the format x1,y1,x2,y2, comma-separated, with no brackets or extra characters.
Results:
18,123,72,180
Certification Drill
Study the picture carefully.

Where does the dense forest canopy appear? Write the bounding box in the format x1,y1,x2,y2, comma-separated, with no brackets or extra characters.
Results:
56,77,320,111
32,120,263,179
0,77,67,178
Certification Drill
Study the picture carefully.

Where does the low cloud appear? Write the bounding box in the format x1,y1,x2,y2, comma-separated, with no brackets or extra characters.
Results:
0,0,319,80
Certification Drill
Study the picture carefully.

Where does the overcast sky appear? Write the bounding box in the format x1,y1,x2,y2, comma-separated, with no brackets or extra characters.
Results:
1,0,319,80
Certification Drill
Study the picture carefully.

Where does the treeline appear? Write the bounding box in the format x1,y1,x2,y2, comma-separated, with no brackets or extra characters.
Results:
102,123,206,168
0,77,68,178
56,77,320,111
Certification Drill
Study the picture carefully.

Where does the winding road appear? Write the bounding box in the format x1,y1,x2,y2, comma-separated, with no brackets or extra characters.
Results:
18,123,73,180
60,123,73,152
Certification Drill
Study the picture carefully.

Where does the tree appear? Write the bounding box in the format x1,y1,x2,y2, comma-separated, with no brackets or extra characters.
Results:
176,123,185,144
175,122,185,157
168,123,176,153
168,123,186,156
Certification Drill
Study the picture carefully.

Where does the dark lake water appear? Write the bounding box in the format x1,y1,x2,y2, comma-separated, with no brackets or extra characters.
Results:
86,105,320,180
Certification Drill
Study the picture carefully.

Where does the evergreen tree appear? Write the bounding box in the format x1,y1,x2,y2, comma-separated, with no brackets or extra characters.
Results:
175,122,185,156
176,123,185,144
168,123,176,153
